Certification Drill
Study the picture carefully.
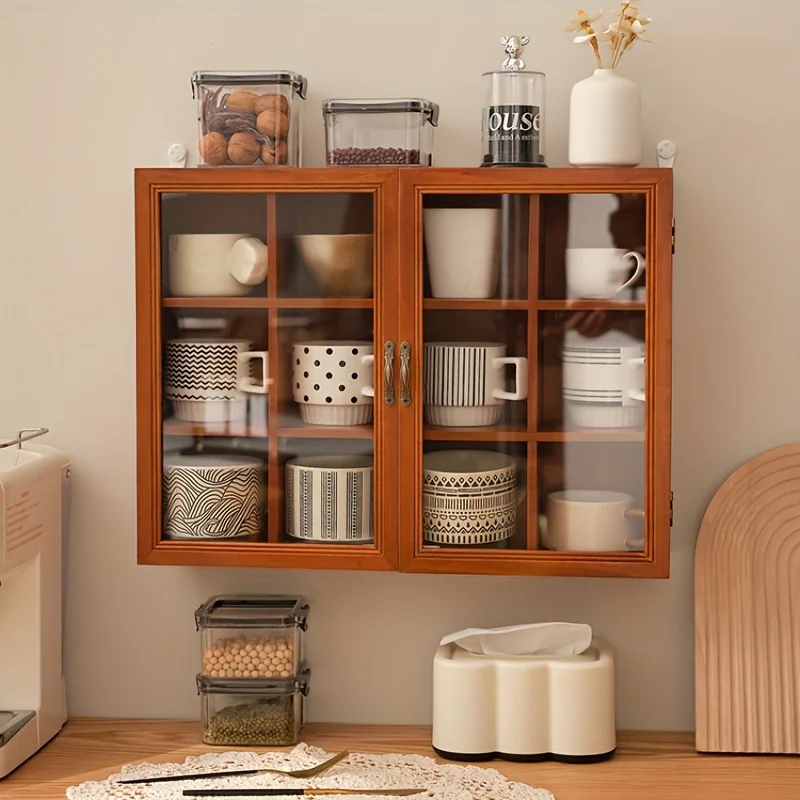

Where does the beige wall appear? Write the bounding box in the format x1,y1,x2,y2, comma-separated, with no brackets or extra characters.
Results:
2,0,798,730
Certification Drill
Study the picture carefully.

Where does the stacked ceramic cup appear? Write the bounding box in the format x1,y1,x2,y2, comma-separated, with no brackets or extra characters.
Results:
561,330,645,428
165,338,269,423
423,342,528,427
292,341,375,425
422,450,518,546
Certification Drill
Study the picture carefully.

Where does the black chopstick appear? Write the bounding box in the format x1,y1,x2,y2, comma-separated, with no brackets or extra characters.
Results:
118,768,262,784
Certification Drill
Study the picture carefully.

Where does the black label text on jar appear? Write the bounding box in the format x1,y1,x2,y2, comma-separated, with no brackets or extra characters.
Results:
483,104,541,165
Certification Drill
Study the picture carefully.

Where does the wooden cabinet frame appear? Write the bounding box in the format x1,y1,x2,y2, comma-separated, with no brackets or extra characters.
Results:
135,167,672,578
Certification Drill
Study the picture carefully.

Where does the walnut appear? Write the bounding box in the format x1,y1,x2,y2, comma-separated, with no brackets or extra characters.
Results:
225,91,258,115
227,132,260,165
255,93,289,116
261,139,288,165
256,109,290,139
199,132,228,165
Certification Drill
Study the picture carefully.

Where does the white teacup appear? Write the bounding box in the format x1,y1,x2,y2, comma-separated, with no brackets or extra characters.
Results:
292,341,375,426
165,338,269,423
566,248,645,299
423,342,528,427
543,490,644,552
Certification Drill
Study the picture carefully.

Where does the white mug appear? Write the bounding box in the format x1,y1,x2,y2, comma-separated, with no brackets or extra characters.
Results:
424,342,528,427
543,490,644,551
165,338,269,423
292,341,375,426
424,209,501,298
168,234,268,297
566,248,645,299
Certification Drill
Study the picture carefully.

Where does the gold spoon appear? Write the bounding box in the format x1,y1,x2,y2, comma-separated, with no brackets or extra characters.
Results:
118,750,350,785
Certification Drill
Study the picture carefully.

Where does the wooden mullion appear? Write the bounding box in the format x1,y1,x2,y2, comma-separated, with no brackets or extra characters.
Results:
526,194,541,550
266,194,281,542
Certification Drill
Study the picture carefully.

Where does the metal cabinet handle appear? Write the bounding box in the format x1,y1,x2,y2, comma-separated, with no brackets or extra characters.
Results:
383,341,395,406
400,341,412,406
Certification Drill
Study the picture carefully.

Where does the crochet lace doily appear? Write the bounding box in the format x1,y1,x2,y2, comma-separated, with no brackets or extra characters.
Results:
66,742,554,800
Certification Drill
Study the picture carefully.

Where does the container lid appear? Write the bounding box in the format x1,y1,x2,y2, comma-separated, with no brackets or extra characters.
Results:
322,98,439,127
197,667,310,696
191,71,307,99
194,595,309,631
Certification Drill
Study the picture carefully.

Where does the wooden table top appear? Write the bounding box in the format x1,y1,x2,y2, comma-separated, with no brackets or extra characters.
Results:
4,720,798,799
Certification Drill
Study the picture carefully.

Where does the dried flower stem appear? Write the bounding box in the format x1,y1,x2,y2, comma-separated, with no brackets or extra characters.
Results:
576,13,604,68
609,3,630,68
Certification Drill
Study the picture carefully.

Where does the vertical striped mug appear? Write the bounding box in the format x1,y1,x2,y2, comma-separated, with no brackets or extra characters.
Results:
423,342,528,427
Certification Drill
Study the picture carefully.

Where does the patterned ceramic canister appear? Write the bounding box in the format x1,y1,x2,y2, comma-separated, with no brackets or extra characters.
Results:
163,454,265,540
422,450,517,545
286,455,373,543
292,341,375,426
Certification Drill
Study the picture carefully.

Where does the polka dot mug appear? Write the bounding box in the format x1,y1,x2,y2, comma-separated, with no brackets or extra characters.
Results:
292,341,375,426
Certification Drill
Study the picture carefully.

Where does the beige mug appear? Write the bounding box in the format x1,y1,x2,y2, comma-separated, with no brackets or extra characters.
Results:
542,490,643,551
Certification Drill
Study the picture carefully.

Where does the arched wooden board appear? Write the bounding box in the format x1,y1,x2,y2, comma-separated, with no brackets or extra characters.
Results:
695,443,800,753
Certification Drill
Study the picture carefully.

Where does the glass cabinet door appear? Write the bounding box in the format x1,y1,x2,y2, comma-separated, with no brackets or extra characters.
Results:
151,182,397,566
400,181,666,575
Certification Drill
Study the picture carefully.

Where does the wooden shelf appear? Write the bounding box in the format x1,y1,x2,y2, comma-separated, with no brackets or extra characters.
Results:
163,297,269,308
163,297,372,310
163,418,268,438
423,299,529,311
273,297,373,309
536,428,645,443
424,423,528,441
277,412,374,439
537,300,645,311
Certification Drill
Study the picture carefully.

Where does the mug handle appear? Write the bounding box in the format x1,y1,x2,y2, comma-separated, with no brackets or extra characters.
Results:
628,356,645,403
237,351,270,394
491,357,529,401
624,507,645,550
616,251,646,293
360,354,375,398
226,237,269,286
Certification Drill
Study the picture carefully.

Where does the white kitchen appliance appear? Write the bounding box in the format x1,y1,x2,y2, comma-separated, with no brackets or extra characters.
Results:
0,428,70,778
432,635,616,763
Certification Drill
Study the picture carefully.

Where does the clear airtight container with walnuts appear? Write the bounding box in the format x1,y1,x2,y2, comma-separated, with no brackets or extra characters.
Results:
197,669,309,747
191,71,307,166
195,595,309,680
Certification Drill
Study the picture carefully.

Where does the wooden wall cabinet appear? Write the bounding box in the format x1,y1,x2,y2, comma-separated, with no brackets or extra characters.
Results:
135,167,673,578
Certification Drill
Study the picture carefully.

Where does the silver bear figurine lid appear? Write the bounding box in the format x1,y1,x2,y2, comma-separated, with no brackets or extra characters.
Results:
499,35,530,71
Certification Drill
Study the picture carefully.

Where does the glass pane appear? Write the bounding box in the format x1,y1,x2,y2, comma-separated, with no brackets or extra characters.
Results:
275,310,376,545
537,442,645,552
161,308,269,544
276,193,374,299
420,192,533,552
539,193,646,302
161,193,268,299
422,194,530,301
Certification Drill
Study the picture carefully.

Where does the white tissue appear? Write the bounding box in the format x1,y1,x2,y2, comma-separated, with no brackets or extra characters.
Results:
440,622,592,656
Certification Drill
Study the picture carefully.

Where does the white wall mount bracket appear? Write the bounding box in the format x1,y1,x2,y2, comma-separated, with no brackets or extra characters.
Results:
656,139,676,168
167,144,188,168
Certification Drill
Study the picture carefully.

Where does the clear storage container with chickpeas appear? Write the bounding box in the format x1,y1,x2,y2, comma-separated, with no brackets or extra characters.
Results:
195,595,309,680
191,71,307,166
197,669,309,747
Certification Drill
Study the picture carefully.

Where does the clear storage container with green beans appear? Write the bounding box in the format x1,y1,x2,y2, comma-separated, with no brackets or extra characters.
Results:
197,669,309,747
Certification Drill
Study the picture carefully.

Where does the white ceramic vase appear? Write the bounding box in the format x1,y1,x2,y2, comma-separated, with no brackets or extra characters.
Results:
568,69,642,167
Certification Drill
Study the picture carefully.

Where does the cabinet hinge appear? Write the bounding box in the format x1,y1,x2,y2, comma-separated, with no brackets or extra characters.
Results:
669,491,674,527
671,217,676,254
